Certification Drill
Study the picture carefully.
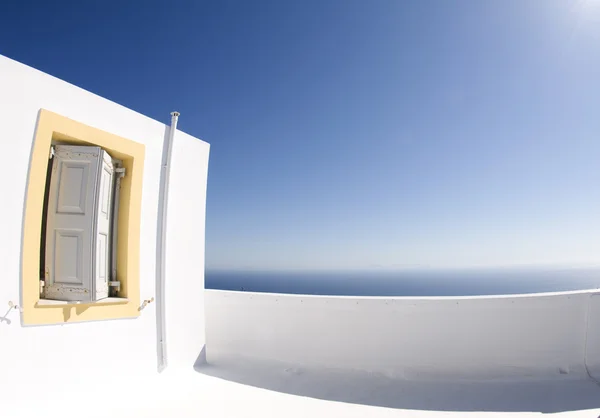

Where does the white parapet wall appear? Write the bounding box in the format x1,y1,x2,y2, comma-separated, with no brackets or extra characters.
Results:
206,288,600,380
0,54,209,393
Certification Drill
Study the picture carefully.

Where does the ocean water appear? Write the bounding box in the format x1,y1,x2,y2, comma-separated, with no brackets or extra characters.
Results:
205,268,600,296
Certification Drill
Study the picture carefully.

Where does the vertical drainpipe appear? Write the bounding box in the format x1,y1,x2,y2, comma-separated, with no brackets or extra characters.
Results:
156,111,179,372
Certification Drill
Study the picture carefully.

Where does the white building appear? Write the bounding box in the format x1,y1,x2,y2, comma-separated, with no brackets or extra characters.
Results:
0,54,599,417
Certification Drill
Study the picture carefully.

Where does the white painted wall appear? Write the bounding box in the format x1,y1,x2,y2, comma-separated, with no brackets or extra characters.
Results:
206,289,600,380
0,55,209,403
165,129,209,369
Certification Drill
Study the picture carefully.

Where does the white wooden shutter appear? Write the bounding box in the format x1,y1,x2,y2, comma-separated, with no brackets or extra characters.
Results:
94,150,114,300
44,145,115,302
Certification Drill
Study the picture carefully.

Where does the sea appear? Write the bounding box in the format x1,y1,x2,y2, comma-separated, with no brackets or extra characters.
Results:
206,267,600,296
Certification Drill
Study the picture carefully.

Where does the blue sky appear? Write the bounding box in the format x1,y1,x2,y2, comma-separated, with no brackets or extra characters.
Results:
2,1,600,270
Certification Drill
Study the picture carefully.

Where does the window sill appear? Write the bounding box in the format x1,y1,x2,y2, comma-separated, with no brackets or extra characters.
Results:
36,297,129,307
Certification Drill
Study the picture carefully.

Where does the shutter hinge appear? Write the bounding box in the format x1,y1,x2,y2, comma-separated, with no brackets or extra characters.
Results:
108,281,121,294
49,146,55,160
115,167,126,178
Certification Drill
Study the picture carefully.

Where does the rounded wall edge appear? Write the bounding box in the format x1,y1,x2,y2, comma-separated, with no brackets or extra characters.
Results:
585,293,600,382
163,130,210,370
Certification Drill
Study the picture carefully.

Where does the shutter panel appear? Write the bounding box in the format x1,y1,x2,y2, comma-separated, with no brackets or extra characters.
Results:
45,146,102,301
93,150,114,300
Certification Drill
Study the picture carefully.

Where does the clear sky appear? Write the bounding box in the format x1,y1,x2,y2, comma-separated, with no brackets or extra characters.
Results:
2,1,600,270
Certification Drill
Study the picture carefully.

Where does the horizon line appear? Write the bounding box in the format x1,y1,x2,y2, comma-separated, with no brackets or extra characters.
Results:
205,262,600,273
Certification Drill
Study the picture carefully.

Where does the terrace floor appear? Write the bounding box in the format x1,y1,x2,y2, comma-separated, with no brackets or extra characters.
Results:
197,357,600,415
4,363,599,418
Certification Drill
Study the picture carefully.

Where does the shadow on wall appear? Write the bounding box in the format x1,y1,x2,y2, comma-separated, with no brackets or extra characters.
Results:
62,305,91,322
195,358,600,413
18,110,42,321
587,294,600,383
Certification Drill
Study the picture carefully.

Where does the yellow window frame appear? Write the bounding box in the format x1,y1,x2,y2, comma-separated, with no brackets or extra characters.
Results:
21,109,145,325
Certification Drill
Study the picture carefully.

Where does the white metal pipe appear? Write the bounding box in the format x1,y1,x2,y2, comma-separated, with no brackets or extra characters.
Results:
156,111,179,372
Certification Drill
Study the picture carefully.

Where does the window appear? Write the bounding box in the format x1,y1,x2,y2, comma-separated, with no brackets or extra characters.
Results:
41,145,124,302
21,109,145,325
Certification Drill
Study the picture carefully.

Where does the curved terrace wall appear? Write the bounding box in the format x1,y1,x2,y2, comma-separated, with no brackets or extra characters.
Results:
206,289,600,381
